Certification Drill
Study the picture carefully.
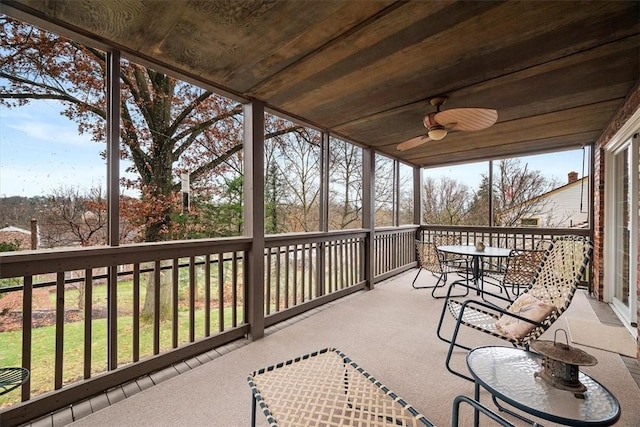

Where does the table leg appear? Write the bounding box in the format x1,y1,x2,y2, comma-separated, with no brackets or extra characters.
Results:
472,255,481,295
474,381,480,427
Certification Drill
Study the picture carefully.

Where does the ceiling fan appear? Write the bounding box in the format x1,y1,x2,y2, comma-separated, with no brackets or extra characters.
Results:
396,96,498,151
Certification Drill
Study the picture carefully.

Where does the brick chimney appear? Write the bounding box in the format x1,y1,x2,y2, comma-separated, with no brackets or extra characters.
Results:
568,171,578,183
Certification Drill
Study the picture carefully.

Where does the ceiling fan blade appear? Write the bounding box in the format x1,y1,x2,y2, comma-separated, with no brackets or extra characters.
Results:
397,135,430,151
435,108,498,131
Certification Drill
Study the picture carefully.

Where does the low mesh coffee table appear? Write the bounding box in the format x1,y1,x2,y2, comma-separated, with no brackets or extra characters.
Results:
248,347,433,426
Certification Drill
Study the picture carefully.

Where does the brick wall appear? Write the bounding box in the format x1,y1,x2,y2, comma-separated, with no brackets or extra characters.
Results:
592,80,640,360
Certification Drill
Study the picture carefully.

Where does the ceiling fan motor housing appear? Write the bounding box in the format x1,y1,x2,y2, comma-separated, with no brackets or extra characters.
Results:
423,112,439,129
423,112,447,140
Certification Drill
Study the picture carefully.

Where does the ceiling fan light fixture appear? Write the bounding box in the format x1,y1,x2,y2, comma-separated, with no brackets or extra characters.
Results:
427,126,447,140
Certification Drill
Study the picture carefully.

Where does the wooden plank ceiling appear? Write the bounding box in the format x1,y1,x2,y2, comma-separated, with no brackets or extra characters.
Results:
3,0,639,168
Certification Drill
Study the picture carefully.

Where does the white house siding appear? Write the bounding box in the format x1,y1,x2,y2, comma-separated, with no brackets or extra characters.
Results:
523,178,589,228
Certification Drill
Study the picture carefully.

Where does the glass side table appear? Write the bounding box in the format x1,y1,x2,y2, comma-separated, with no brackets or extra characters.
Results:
466,346,620,426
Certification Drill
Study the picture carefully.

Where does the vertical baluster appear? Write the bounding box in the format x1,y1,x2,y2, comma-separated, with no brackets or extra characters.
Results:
232,251,238,328
284,246,290,309
153,260,161,355
243,249,249,325
300,243,307,302
292,245,298,305
359,237,365,282
351,238,356,285
389,234,394,272
265,248,272,315
347,238,353,286
172,259,178,348
275,247,281,312
189,256,195,342
84,268,93,379
339,239,345,289
205,254,211,337
55,272,64,389
172,259,179,348
336,239,340,290
328,241,333,293
218,253,224,332
133,264,140,361
21,275,32,401
108,265,118,369
316,242,323,298
309,243,315,298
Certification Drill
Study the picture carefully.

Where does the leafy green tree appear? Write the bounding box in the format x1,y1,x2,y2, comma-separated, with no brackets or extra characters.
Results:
0,241,19,252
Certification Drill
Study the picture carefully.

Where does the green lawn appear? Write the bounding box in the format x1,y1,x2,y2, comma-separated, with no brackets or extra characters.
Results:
0,277,244,408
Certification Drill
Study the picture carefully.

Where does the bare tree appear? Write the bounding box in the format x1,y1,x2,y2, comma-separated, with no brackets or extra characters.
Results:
328,139,362,230
398,165,414,225
422,176,471,225
375,156,395,226
39,186,107,248
270,127,322,232
492,159,557,226
38,186,108,310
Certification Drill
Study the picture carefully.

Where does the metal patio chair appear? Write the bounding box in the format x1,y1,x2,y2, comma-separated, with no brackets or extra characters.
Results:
436,235,593,382
483,239,552,299
0,367,30,396
412,235,470,298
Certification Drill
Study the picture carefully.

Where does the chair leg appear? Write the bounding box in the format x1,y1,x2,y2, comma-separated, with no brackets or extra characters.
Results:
436,296,453,344
445,309,474,382
411,267,423,288
412,269,447,290
436,292,471,345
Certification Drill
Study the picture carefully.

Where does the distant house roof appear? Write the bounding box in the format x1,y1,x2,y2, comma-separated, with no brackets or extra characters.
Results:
0,225,33,250
0,226,30,234
497,175,589,228
530,176,587,205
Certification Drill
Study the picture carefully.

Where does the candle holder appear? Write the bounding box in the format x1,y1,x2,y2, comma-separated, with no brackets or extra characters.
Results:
531,329,597,398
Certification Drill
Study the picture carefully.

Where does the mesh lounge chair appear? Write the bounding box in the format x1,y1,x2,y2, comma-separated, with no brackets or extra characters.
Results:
412,235,470,298
436,235,593,382
247,347,513,427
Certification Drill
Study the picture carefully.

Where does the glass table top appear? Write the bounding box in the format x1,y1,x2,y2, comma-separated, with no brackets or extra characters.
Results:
466,346,620,426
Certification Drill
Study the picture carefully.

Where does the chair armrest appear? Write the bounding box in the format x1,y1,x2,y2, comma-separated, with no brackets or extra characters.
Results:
444,279,512,304
451,395,514,427
457,298,548,330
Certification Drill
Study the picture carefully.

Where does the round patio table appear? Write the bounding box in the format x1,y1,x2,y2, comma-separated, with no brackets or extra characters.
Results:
466,346,620,426
437,244,511,293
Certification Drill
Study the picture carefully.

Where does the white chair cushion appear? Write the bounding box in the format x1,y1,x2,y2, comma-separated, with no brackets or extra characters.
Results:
495,293,555,339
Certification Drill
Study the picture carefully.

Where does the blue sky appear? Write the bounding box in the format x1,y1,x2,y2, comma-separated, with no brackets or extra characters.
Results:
1,100,107,197
423,148,589,191
1,100,588,198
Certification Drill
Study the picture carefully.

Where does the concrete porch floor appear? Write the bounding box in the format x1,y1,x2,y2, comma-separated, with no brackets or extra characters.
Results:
27,270,640,427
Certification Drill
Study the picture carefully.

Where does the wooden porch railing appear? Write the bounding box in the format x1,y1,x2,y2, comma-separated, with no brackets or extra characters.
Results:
0,224,591,425
419,225,592,287
419,224,590,249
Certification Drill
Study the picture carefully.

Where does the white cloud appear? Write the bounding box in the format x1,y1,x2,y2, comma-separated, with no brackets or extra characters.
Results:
2,100,98,146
